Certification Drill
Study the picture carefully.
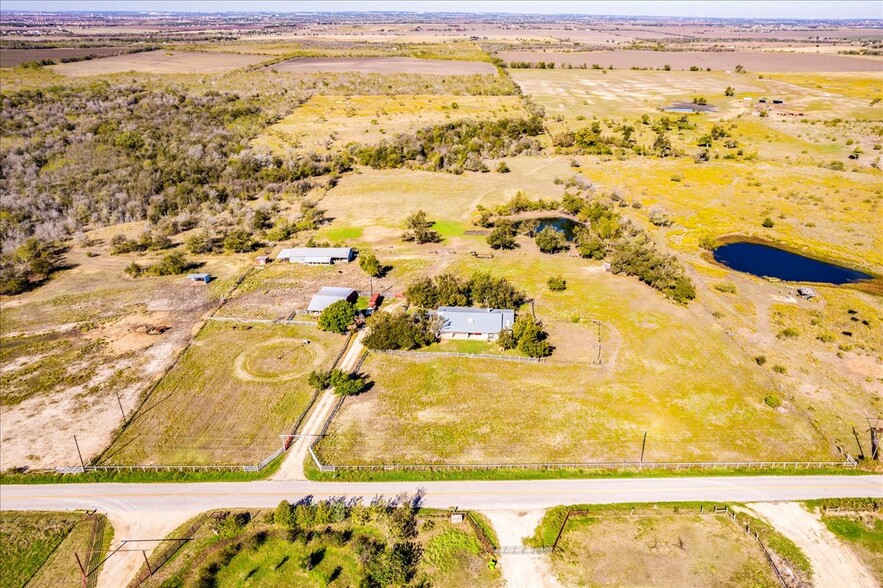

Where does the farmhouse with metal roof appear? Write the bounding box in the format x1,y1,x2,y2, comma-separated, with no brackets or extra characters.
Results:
277,247,354,265
436,307,515,341
307,286,357,313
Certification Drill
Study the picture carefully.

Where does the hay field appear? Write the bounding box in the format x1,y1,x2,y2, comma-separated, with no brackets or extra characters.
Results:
253,94,527,156
540,509,779,587
49,50,267,76
501,49,883,72
316,253,827,466
102,322,346,466
269,56,496,75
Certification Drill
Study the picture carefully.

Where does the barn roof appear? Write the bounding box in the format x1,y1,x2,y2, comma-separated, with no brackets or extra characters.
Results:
277,247,352,259
437,307,515,335
307,287,356,312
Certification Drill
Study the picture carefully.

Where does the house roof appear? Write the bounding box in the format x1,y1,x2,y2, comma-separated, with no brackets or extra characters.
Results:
277,247,352,259
437,307,515,335
307,287,356,312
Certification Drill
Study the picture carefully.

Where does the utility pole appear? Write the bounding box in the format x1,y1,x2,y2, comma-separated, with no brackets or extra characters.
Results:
73,435,86,472
640,431,647,463
114,390,126,420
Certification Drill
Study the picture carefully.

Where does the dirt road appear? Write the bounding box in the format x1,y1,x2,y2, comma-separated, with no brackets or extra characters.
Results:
483,510,565,588
271,331,365,480
747,501,878,588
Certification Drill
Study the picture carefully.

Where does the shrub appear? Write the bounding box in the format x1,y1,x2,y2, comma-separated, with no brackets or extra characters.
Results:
145,252,194,277
496,161,510,173
487,220,517,250
762,217,775,228
713,282,736,294
401,210,441,244
534,226,567,253
547,276,567,291
764,395,782,409
772,364,787,374
223,228,256,253
330,369,366,396
359,252,383,277
755,355,767,366
778,327,800,339
510,314,553,358
318,300,356,334
308,370,332,391
274,501,295,528
186,230,215,254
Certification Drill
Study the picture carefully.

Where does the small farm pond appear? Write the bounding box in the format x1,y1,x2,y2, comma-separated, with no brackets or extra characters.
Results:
530,217,581,241
712,242,872,284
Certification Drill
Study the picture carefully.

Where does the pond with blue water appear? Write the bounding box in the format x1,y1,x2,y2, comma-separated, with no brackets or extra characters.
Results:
712,242,872,284
528,217,581,241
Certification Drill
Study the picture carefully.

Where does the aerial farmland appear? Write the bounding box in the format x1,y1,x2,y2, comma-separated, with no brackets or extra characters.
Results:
1,5,881,587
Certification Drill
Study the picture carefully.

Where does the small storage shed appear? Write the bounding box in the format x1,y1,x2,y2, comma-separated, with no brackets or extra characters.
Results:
255,255,270,266
368,292,383,310
307,287,357,313
186,273,211,283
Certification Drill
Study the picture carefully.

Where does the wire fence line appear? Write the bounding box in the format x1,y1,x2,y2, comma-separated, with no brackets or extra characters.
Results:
307,456,858,474
374,349,544,363
207,316,318,327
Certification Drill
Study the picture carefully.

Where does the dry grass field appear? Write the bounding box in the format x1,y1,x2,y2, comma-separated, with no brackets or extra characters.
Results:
252,94,526,156
49,50,268,76
268,56,496,75
0,511,113,588
101,321,346,466
500,49,883,72
539,509,780,587
316,253,827,466
0,47,129,68
0,236,246,470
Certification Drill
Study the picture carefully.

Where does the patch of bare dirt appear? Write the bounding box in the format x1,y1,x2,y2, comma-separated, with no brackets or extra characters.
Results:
747,502,878,588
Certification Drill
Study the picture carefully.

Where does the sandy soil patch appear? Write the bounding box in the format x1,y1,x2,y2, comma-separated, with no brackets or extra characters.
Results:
500,50,883,72
99,511,197,588
269,56,496,75
747,502,878,588
483,510,563,588
50,50,266,76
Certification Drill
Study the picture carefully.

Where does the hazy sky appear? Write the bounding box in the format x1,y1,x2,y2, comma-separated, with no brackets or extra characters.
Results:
3,1,882,20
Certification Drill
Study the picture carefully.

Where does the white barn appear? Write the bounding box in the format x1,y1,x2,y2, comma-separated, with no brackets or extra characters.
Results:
307,287,357,313
277,247,353,265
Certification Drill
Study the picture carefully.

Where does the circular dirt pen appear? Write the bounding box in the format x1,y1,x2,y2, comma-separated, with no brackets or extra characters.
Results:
233,337,325,382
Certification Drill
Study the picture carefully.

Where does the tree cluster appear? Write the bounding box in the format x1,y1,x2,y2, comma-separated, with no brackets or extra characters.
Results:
272,495,422,587
404,272,524,309
309,368,367,396
0,238,58,295
124,251,197,278
362,311,440,351
353,116,543,174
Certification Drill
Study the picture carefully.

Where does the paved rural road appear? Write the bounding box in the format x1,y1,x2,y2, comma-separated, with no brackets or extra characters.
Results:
2,475,880,513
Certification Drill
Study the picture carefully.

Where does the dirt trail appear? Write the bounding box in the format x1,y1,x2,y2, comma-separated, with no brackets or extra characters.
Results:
482,510,564,588
272,331,365,480
747,502,878,588
98,511,196,588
